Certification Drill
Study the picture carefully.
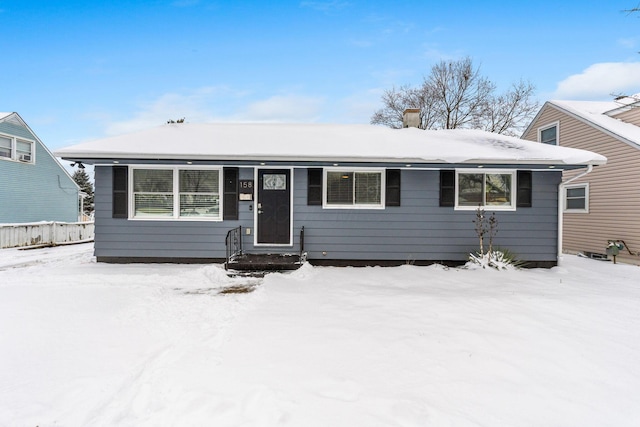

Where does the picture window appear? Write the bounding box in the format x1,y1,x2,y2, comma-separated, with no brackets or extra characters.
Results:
455,170,516,210
130,167,222,220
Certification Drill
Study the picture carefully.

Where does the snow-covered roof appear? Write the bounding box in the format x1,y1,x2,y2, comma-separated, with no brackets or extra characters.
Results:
55,123,606,167
547,99,640,150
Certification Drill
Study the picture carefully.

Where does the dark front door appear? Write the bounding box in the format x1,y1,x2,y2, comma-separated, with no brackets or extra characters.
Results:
257,169,291,245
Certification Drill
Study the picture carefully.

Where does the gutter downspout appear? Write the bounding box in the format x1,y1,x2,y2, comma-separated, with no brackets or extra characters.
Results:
558,165,593,265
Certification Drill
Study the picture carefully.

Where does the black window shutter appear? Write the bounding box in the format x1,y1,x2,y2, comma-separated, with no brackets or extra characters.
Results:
439,170,455,207
517,170,533,207
307,168,323,205
112,166,128,218
385,169,401,206
223,168,239,220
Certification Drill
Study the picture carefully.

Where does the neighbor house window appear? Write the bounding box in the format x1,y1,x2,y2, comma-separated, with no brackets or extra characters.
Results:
0,134,34,163
324,169,384,208
16,139,33,162
456,170,516,210
0,136,11,158
131,167,222,220
565,184,588,212
539,123,558,145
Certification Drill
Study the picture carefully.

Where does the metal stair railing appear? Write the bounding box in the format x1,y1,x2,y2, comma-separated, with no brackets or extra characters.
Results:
299,226,307,263
225,226,243,270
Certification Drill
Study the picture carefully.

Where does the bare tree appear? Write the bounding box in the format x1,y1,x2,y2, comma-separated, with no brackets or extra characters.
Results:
370,85,415,129
370,84,440,129
429,57,494,129
371,57,539,136
479,80,540,136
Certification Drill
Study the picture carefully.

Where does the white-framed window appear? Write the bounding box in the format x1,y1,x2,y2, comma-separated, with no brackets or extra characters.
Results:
16,139,33,162
0,134,35,163
538,122,559,145
130,166,222,220
0,135,11,158
323,168,385,209
455,169,516,211
564,183,589,213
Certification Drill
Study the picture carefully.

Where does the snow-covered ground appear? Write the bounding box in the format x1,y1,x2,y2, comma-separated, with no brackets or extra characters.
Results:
1,243,639,426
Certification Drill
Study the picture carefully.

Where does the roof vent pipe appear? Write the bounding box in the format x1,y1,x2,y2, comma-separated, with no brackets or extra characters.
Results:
402,108,421,128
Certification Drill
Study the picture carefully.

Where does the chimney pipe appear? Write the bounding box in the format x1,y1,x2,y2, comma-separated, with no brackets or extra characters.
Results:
402,108,421,128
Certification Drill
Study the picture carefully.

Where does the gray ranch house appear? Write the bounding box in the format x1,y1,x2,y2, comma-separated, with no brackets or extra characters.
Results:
55,113,605,268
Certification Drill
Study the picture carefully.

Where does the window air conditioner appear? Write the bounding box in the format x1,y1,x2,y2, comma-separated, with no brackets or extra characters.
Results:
18,154,31,162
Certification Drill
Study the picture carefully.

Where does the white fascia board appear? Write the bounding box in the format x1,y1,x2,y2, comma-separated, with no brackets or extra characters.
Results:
60,153,605,168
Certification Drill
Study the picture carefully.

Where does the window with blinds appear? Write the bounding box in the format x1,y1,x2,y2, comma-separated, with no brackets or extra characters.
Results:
0,135,34,163
0,136,12,158
16,139,33,162
133,169,174,217
325,170,383,208
565,184,588,213
179,170,220,218
131,167,222,220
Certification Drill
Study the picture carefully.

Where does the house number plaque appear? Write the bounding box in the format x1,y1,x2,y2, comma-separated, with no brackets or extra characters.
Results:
239,180,254,201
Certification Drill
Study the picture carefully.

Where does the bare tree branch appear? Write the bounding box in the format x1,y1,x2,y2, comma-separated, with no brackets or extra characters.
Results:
371,86,408,129
428,57,494,129
480,80,540,136
371,57,539,136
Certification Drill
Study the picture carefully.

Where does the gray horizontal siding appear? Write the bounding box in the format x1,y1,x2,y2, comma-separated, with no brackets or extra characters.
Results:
294,169,559,262
94,165,561,263
95,166,244,260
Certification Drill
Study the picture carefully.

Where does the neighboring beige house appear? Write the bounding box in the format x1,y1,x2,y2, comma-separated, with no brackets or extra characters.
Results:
522,95,640,265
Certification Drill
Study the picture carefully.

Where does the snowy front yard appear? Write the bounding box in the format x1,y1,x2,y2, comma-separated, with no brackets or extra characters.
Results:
1,244,639,426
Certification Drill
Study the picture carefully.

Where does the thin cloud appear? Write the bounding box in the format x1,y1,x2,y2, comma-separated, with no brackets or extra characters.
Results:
617,37,637,49
300,1,350,12
104,87,229,135
171,0,200,7
552,62,640,100
102,90,325,135
238,95,325,122
421,46,462,62
334,89,382,124
349,38,374,48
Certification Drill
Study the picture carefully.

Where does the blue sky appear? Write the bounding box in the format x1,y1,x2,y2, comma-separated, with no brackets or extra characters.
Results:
2,0,639,151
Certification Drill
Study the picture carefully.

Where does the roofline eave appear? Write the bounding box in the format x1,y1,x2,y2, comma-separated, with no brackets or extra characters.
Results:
548,102,640,151
57,153,605,168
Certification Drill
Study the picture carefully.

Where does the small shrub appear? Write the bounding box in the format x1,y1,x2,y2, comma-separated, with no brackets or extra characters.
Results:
469,207,522,270
468,249,523,270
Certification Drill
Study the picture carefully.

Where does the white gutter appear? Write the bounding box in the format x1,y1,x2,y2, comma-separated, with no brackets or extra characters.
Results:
557,165,593,264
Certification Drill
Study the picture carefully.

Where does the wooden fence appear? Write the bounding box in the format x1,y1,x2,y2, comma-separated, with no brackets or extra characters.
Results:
0,221,94,249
